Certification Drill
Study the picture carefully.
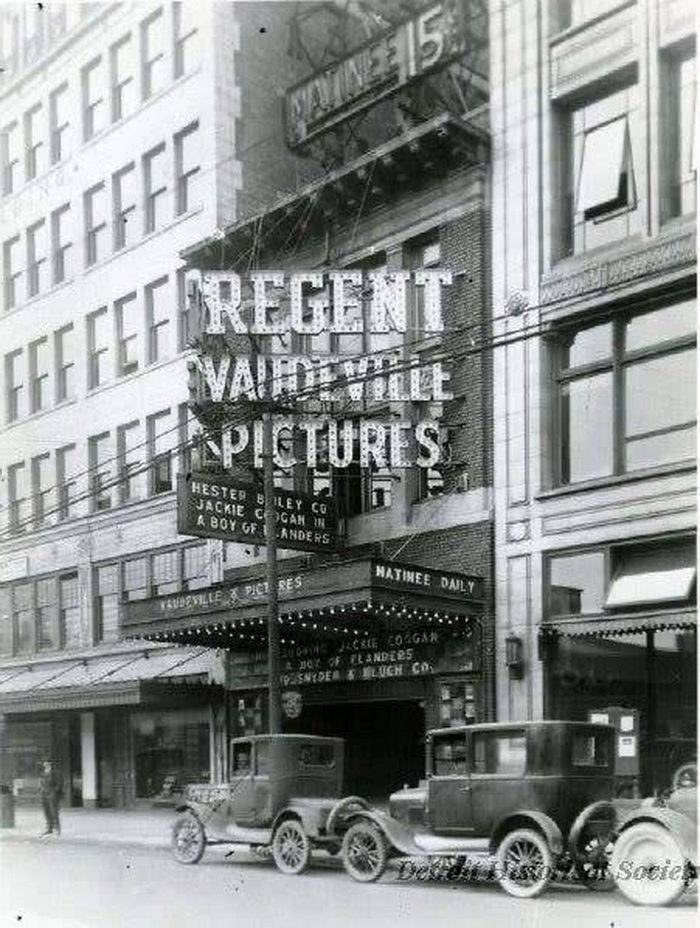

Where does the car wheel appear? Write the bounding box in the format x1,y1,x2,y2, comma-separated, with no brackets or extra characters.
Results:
341,821,388,883
496,828,553,899
611,822,687,906
171,811,206,865
575,830,615,891
272,819,311,875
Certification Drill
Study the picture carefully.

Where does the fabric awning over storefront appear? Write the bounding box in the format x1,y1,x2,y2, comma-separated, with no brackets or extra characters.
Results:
541,608,697,638
0,646,221,714
605,544,696,608
123,557,485,649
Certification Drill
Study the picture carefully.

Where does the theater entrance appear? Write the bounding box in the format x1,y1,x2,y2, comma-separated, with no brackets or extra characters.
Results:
286,699,425,799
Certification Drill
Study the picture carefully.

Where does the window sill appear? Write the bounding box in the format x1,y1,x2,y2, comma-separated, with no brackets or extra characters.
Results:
0,396,78,434
536,460,696,500
548,1,636,46
1,276,75,321
86,353,186,400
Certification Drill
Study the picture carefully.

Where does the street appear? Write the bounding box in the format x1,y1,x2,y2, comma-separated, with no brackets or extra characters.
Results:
0,838,696,928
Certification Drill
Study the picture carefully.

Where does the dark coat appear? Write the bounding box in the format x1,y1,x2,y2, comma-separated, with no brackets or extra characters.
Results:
39,768,63,799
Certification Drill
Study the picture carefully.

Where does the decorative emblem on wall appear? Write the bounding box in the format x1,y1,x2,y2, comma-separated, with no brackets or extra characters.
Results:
505,289,530,316
281,690,303,719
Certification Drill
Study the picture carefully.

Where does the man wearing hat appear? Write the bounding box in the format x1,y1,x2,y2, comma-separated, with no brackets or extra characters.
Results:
39,759,63,836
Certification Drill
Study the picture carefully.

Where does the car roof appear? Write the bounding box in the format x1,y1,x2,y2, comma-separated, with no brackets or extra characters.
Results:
428,720,614,738
230,734,344,745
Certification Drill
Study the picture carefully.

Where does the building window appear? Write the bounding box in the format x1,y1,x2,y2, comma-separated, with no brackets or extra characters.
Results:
95,563,119,643
1,121,19,195
55,324,74,402
143,144,168,233
548,550,607,618
555,299,696,485
178,268,198,350
26,219,47,297
82,56,106,141
116,292,139,376
152,549,179,595
84,182,108,266
146,276,170,363
31,453,51,526
560,84,641,257
5,348,23,421
89,431,112,511
8,461,27,533
60,574,82,649
0,587,12,655
110,33,136,122
51,203,73,283
37,578,56,651
56,443,77,521
141,8,165,100
183,544,207,590
117,419,142,503
49,82,69,163
87,307,110,388
3,235,22,310
663,52,696,221
148,409,173,494
13,583,33,655
28,336,49,412
173,1,199,78
175,121,200,214
123,557,149,601
24,103,44,181
113,163,137,251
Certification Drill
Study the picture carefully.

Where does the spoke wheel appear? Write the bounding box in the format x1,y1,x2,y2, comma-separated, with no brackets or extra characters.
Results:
341,821,388,883
171,812,206,865
611,822,686,906
575,830,615,891
272,819,311,875
496,828,553,899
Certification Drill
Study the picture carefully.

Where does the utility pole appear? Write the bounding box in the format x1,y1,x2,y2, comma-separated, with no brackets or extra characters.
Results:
262,407,282,733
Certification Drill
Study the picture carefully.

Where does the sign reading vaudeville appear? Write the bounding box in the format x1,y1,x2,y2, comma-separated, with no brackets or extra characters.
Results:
177,473,340,553
285,0,484,146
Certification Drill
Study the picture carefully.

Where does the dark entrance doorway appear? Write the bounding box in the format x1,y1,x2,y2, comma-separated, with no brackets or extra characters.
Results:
287,700,425,799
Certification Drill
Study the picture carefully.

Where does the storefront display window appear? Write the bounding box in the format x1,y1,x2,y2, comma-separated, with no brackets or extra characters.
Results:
548,551,606,617
131,709,210,799
439,679,477,726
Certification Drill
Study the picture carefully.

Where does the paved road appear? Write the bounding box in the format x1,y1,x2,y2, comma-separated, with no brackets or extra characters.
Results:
0,838,696,928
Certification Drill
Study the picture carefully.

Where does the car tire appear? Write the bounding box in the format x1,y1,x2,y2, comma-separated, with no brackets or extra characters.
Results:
341,821,388,883
272,818,311,875
171,811,206,865
611,822,687,906
496,828,553,899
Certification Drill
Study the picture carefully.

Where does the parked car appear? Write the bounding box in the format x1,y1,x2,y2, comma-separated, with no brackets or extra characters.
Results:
171,734,348,873
611,784,697,906
338,720,619,898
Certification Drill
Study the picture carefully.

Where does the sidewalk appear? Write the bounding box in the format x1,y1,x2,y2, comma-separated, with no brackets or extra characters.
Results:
0,804,176,849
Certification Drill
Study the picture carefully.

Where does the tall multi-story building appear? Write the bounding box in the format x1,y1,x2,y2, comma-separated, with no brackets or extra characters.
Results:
122,0,496,799
0,2,242,807
491,0,696,792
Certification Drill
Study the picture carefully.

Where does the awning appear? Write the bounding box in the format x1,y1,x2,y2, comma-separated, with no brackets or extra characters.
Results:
605,544,696,609
0,647,221,714
123,557,485,649
541,609,697,638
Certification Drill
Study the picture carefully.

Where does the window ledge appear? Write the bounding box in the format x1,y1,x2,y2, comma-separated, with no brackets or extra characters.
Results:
548,1,636,47
1,276,74,323
0,396,79,435
536,460,696,500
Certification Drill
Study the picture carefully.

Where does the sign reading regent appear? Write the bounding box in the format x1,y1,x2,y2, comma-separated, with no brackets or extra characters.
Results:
285,0,478,146
195,268,453,472
178,473,340,552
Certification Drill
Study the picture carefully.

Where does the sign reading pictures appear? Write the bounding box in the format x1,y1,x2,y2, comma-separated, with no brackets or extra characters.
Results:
285,0,483,146
178,473,340,553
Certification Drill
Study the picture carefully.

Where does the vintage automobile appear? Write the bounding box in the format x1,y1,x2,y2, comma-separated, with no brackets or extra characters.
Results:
337,720,619,898
171,734,348,873
611,783,697,906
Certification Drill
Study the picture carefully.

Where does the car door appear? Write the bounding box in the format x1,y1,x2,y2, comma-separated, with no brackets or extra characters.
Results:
427,731,473,834
468,728,528,836
228,739,258,826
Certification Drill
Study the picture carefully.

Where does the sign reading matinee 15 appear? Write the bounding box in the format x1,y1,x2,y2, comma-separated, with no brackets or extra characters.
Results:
196,269,453,470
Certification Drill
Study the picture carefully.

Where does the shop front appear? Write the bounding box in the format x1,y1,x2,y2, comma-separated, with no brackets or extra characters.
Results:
123,557,489,799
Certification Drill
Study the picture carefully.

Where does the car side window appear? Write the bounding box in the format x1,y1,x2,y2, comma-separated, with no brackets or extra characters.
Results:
432,733,467,775
473,732,526,776
232,742,252,775
298,743,335,768
572,733,609,767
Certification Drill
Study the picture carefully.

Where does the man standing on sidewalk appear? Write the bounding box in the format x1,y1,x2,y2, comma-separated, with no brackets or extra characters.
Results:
39,760,63,836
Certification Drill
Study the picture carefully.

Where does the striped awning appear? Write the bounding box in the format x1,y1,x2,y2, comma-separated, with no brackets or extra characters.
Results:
541,609,696,638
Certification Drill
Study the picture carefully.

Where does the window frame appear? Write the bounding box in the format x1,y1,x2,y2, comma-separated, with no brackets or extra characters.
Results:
3,234,22,310
7,460,27,534
113,162,137,252
5,347,23,422
174,121,200,215
553,301,696,487
88,431,112,512
51,203,72,284
56,443,77,521
84,182,108,267
143,143,168,234
26,218,47,297
146,275,169,363
141,8,165,101
110,33,135,123
1,120,19,195
81,55,105,142
28,336,49,413
49,82,69,164
87,307,110,389
31,452,52,526
115,292,139,376
173,1,198,79
24,103,43,181
55,323,75,403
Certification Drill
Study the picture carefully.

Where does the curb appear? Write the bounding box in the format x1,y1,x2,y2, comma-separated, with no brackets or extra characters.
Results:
0,830,169,850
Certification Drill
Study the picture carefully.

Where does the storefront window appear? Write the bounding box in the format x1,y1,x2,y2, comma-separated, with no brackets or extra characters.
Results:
131,709,210,798
439,680,477,726
0,587,12,655
123,557,149,601
555,300,697,485
96,564,119,642
152,550,179,595
14,583,33,654
548,551,606,617
183,544,208,590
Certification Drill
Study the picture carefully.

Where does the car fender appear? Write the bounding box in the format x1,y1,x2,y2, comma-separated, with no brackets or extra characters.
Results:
490,811,563,856
271,803,328,839
568,800,618,858
343,808,428,856
615,809,697,864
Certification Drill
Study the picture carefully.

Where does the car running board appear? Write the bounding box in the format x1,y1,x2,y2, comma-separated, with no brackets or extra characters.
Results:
223,824,273,845
411,834,491,855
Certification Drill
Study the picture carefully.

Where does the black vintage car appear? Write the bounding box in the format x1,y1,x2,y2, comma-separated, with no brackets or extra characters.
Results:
338,720,618,898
